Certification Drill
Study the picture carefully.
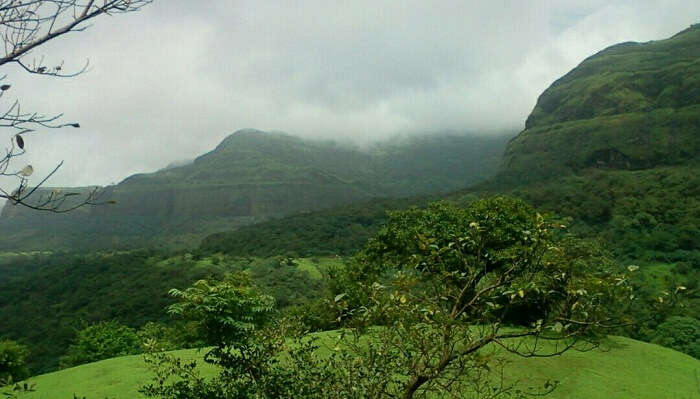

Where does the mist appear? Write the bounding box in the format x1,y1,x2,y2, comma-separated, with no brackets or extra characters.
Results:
3,0,699,187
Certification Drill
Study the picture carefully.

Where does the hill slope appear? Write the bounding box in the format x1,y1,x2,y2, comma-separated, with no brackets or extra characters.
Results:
11,335,699,399
0,130,508,251
487,25,700,263
500,24,700,182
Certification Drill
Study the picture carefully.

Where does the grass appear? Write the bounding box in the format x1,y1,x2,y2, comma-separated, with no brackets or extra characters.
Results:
294,257,345,280
10,334,699,399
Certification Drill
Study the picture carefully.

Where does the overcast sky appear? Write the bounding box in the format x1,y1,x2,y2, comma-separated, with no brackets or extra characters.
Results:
4,0,699,187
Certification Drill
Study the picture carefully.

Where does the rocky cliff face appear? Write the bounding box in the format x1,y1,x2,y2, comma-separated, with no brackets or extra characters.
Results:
499,25,700,182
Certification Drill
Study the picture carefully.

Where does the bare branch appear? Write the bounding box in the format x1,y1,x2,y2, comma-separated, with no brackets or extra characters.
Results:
0,0,151,212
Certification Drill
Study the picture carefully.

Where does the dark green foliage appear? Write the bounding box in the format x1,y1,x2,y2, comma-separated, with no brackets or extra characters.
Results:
0,340,28,382
0,250,334,374
199,197,420,257
282,299,337,332
0,131,509,252
0,250,224,373
501,26,700,182
651,316,700,358
59,321,141,369
137,322,203,352
473,166,700,263
247,257,327,309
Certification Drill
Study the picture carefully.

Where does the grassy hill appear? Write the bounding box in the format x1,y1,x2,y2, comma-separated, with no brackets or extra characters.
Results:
10,335,699,399
0,130,509,252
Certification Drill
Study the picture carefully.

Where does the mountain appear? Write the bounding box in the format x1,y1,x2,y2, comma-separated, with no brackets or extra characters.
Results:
191,26,700,363
198,25,700,263
500,24,700,182
0,129,509,251
487,25,700,263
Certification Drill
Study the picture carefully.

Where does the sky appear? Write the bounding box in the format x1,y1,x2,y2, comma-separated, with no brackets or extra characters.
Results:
3,0,699,187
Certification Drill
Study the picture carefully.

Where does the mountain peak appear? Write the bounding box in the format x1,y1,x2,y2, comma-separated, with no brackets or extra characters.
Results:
500,25,700,182
231,128,267,136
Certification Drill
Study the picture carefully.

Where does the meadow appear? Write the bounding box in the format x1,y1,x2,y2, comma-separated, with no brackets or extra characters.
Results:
12,334,698,399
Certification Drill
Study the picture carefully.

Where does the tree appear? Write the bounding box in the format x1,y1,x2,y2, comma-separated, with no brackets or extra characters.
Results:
327,197,642,398
0,339,27,382
59,320,141,368
140,272,298,398
651,316,699,358
0,0,151,212
144,197,657,398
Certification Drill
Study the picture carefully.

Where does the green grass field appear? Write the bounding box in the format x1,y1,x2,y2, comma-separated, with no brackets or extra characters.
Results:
9,334,699,399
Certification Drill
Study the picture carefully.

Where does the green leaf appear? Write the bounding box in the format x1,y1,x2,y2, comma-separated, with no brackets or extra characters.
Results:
334,293,347,303
553,322,563,333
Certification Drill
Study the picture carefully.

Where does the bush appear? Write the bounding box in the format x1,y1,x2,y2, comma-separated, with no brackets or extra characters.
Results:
651,316,700,358
0,340,28,382
59,321,141,368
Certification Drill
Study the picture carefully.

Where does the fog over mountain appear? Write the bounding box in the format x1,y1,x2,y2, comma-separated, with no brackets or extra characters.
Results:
5,0,699,187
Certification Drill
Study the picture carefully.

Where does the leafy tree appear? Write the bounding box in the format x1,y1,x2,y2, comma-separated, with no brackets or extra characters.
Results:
651,316,699,359
144,197,654,398
140,272,304,398
0,339,28,382
59,320,141,369
328,197,641,397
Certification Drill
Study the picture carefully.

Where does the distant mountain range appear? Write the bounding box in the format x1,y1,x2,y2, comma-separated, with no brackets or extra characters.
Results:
4,25,699,257
200,25,700,264
0,130,510,250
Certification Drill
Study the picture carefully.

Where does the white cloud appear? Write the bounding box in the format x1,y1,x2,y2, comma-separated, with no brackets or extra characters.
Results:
0,0,697,187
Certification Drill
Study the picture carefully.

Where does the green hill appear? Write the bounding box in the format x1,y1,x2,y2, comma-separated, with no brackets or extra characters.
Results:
9,335,699,399
500,24,700,182
0,130,508,251
487,25,700,263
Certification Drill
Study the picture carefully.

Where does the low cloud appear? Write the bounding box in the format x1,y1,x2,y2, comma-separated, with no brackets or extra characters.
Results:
2,0,698,187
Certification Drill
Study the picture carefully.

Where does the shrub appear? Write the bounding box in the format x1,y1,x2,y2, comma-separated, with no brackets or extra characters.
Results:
59,321,141,368
651,316,700,358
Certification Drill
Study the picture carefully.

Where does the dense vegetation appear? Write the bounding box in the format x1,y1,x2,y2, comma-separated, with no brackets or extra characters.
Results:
0,250,336,374
198,197,420,257
0,131,509,252
0,250,213,373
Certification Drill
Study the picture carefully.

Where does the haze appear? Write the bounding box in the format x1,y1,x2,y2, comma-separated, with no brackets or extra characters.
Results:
5,0,699,187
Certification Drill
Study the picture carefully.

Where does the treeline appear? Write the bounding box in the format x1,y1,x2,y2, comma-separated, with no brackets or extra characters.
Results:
0,251,333,374
0,250,216,373
198,165,700,266
476,165,700,263
198,197,425,257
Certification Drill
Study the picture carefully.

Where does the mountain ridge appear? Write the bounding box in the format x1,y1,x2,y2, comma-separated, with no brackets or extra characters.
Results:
0,129,510,251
